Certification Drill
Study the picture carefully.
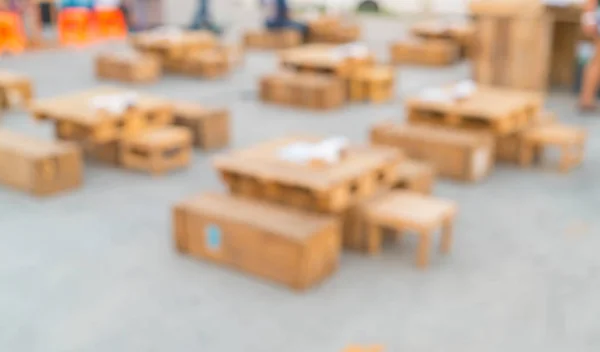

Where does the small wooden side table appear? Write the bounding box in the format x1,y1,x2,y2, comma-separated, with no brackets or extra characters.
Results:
365,190,457,268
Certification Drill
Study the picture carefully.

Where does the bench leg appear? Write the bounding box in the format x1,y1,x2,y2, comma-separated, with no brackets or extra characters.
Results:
417,230,431,269
367,223,382,255
440,218,453,254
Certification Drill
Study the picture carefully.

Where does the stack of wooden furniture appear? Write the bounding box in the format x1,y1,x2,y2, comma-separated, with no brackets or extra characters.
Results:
469,0,583,92
173,134,458,291
0,70,34,112
390,20,474,66
307,16,361,44
371,82,587,177
260,44,395,109
244,29,302,50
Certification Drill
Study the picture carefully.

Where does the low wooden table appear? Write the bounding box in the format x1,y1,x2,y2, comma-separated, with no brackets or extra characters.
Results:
406,85,542,136
30,86,172,143
279,44,374,78
214,135,402,213
364,190,457,268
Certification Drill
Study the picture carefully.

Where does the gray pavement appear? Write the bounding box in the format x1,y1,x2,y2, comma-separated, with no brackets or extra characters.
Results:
1,16,600,352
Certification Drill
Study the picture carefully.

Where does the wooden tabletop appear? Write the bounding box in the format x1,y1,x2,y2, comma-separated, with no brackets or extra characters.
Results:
214,135,401,192
30,86,171,126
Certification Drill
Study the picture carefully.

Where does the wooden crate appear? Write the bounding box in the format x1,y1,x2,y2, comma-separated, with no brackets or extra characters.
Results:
244,29,302,50
214,136,403,213
0,129,83,196
406,85,542,136
410,20,475,58
470,0,554,91
349,66,395,103
31,86,173,143
172,101,230,150
121,126,192,175
390,38,459,66
371,122,494,182
495,111,556,163
95,51,162,84
260,71,346,110
0,70,34,110
393,159,435,195
173,193,341,291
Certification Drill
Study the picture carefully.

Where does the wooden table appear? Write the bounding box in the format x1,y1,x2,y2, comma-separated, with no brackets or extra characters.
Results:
214,135,402,213
279,44,375,78
30,86,172,143
406,85,542,136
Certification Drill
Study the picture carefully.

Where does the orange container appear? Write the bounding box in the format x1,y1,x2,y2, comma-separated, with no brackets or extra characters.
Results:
58,8,94,46
0,11,26,54
95,8,127,40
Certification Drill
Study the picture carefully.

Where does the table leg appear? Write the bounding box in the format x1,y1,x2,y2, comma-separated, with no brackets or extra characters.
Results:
440,218,453,254
367,223,382,255
417,230,431,269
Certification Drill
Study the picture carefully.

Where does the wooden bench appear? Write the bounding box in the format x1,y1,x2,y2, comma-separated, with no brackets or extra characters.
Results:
519,123,587,172
121,126,192,175
349,66,395,103
364,190,457,268
173,192,340,291
172,101,230,150
0,129,82,196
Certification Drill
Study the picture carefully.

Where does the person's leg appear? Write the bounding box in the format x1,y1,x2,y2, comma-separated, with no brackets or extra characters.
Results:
579,40,600,109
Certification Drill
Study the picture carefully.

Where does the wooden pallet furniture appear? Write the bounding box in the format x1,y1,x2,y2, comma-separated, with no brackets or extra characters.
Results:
406,85,542,136
30,86,173,144
495,111,556,163
214,135,403,213
390,38,459,66
173,192,341,291
0,129,82,196
182,50,230,78
0,70,34,110
244,29,302,50
131,29,216,64
120,126,192,175
371,121,494,183
172,101,230,150
364,191,457,268
410,20,475,58
95,51,162,84
307,16,360,44
260,71,346,110
519,123,587,173
279,44,375,79
394,159,435,195
349,66,394,103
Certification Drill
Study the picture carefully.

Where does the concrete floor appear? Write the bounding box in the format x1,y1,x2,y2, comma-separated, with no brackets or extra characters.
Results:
1,17,600,352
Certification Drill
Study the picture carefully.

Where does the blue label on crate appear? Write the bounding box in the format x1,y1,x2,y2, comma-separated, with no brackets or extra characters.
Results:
206,224,222,251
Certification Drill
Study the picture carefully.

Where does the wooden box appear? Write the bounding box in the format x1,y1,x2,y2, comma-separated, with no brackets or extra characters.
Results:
131,30,217,62
390,38,459,66
0,129,83,196
244,29,302,50
0,70,34,110
371,122,494,182
95,51,162,84
121,126,192,175
260,71,346,110
173,193,341,291
172,101,230,150
470,0,554,91
214,136,403,213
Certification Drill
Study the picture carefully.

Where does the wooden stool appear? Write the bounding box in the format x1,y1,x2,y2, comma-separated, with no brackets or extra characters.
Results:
121,126,192,175
519,124,587,173
365,190,457,268
350,66,394,103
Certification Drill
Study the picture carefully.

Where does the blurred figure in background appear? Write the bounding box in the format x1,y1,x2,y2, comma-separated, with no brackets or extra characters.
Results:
264,0,308,37
580,0,600,111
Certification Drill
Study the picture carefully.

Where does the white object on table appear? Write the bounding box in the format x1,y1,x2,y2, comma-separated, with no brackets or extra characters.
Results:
418,88,453,103
90,92,139,115
452,80,477,100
